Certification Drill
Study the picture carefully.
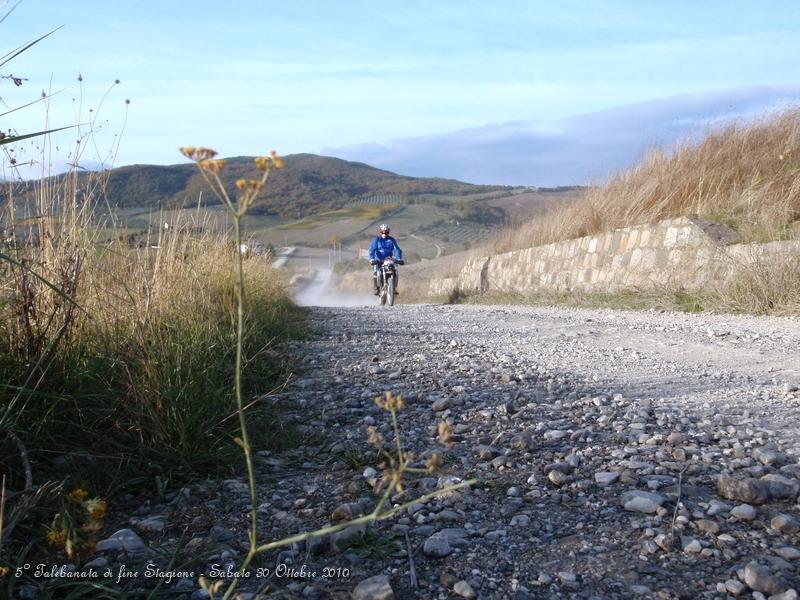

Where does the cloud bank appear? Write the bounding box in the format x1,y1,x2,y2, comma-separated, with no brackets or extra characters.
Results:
324,86,800,187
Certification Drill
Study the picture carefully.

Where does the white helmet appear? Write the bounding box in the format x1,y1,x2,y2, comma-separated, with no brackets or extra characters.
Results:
378,223,390,234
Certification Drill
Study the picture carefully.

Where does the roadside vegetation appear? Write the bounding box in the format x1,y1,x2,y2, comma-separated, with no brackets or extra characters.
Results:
453,109,800,315
492,108,800,253
2,28,304,568
0,158,304,551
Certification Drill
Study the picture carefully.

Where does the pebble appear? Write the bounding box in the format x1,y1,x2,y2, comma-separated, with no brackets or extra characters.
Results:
730,504,757,520
771,514,800,534
682,537,702,553
453,580,477,599
209,526,234,542
724,579,746,595
423,533,452,558
775,546,800,561
352,574,394,600
95,529,146,555
135,516,167,533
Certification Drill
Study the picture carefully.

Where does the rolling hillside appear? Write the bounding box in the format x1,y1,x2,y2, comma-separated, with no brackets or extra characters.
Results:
9,154,511,219
2,153,584,260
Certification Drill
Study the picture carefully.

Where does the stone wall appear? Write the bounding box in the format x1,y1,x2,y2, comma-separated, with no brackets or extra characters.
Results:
428,217,800,297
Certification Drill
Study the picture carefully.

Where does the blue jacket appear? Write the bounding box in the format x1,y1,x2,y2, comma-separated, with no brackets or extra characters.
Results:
369,235,403,262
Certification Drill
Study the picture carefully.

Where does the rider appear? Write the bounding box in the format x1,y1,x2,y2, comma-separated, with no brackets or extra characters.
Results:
369,223,403,295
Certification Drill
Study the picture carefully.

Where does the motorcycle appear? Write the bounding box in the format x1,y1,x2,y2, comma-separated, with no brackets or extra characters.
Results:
375,257,403,306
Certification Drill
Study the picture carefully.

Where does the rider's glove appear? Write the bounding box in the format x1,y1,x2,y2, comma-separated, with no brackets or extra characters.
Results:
370,260,377,265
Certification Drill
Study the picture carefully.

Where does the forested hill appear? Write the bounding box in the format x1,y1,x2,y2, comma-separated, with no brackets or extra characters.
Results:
49,154,511,218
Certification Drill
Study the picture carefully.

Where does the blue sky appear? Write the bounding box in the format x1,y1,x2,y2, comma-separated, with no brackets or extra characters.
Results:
3,0,799,185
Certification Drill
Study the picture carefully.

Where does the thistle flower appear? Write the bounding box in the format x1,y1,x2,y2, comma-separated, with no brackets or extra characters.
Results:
236,179,248,191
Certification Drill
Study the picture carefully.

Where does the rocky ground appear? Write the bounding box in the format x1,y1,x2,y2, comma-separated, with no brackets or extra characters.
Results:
51,304,800,599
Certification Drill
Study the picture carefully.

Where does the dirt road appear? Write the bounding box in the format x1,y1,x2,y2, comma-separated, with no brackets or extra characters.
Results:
119,304,800,599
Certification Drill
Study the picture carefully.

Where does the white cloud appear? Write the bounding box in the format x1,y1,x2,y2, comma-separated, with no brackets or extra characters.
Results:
323,86,800,186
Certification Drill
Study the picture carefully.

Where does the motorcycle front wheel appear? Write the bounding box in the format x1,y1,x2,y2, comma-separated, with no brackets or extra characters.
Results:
387,276,395,306
378,275,387,305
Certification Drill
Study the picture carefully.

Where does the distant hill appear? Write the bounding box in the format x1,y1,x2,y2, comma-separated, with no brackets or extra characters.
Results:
20,154,510,218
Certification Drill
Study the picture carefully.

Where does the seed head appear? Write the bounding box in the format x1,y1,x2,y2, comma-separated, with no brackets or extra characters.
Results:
270,150,285,169
199,159,225,173
437,421,454,447
425,452,443,473
255,156,270,171
68,488,88,501
180,146,218,161
366,426,385,446
374,391,404,411
47,529,68,546
85,498,107,520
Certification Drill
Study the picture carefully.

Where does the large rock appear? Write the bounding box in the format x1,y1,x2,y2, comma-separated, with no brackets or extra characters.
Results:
594,472,620,487
771,513,800,534
761,474,800,501
717,474,770,505
352,574,394,600
422,533,451,558
742,561,784,595
622,490,665,514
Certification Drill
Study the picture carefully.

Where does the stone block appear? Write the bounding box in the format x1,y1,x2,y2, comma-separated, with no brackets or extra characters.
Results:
629,248,643,270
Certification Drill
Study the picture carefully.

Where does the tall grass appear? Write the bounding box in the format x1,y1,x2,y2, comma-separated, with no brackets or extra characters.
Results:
0,163,302,499
492,108,800,254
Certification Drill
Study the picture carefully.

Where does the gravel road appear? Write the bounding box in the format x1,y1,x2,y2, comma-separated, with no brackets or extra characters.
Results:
106,303,800,600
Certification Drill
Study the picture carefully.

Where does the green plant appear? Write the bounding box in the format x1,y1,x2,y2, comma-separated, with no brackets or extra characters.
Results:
671,289,704,313
335,530,403,559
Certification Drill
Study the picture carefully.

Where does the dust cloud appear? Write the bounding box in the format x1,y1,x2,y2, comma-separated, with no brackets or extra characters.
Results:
293,269,375,307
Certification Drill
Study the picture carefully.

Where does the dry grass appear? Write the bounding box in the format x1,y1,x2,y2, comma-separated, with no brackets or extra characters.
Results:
492,108,800,254
1,164,302,495
711,246,800,315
